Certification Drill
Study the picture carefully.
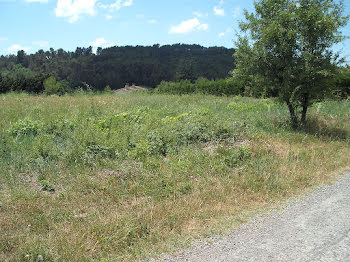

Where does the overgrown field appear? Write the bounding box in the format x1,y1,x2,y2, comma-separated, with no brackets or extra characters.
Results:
0,92,349,261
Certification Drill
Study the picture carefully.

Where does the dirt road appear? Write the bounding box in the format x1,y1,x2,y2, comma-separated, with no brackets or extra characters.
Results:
161,172,350,262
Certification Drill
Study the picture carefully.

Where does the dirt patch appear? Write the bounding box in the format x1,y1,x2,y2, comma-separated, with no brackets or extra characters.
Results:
20,172,58,194
114,85,147,94
202,138,251,155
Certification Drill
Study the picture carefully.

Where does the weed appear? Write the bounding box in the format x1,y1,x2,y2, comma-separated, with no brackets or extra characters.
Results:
8,118,43,137
40,180,55,192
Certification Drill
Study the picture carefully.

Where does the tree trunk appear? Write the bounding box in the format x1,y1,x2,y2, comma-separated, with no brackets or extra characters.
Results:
286,101,299,129
301,94,309,126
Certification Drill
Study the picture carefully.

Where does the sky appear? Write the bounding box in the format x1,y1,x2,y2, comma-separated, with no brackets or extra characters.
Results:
0,0,349,62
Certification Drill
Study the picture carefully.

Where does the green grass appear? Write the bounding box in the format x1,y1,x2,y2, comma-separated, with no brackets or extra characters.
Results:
0,92,349,261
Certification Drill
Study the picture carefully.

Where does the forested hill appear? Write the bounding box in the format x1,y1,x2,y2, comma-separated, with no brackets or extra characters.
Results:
0,44,235,91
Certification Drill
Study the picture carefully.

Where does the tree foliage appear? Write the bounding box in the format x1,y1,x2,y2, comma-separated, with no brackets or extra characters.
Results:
0,64,46,93
233,0,349,127
334,67,350,97
0,44,235,93
155,78,241,96
44,76,62,95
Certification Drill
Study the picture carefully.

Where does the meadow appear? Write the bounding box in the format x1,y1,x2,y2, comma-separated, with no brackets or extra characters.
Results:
0,92,349,261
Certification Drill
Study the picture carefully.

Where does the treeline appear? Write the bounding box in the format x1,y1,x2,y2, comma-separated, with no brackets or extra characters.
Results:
0,44,235,93
155,67,350,98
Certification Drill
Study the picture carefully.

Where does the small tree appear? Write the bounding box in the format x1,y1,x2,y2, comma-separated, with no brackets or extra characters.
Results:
44,76,61,95
104,85,113,93
233,0,349,128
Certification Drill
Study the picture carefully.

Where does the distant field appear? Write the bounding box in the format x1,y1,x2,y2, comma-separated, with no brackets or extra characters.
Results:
0,92,349,261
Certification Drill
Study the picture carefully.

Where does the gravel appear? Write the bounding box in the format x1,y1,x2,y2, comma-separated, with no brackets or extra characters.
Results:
155,172,350,262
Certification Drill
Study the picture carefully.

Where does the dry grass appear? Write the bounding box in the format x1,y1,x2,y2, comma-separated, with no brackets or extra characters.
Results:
0,93,349,261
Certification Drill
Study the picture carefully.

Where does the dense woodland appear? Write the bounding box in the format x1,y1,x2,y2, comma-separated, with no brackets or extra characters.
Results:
0,44,235,93
0,43,349,97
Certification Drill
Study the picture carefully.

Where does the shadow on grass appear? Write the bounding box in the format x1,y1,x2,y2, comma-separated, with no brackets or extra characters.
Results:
300,116,350,141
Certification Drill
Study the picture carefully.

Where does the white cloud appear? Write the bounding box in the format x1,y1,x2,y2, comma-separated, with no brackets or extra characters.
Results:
32,41,49,48
91,37,107,47
218,27,231,38
193,11,202,17
98,0,133,12
214,6,225,16
169,18,208,34
7,44,30,54
24,0,48,3
90,37,115,53
105,14,113,20
233,6,241,17
55,0,97,23
123,0,133,7
148,19,157,24
214,0,225,16
193,11,208,18
55,0,133,23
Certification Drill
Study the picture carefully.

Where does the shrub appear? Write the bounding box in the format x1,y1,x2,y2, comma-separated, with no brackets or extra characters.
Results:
45,118,75,136
156,80,194,95
44,76,62,95
8,118,43,137
147,131,166,156
104,85,113,93
83,144,116,165
40,180,55,192
155,78,243,96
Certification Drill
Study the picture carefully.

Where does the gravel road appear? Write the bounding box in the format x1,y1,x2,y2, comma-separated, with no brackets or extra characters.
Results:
160,172,350,262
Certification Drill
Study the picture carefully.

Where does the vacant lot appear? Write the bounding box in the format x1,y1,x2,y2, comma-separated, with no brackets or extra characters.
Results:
0,92,349,261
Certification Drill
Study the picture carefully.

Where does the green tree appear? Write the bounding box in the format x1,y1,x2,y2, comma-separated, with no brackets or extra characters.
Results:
233,0,349,128
44,76,61,95
334,67,350,97
104,84,112,93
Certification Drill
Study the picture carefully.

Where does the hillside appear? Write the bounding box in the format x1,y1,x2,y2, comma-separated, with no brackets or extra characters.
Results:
0,44,235,91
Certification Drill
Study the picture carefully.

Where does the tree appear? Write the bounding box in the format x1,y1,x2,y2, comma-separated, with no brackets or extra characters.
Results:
44,76,61,95
96,47,103,56
0,44,235,91
233,0,349,128
334,67,350,97
16,50,28,67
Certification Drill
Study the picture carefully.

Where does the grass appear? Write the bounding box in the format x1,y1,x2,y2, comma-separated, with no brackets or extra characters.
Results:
0,92,349,261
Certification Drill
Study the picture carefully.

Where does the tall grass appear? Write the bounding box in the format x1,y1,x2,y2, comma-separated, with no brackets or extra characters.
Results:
0,93,349,261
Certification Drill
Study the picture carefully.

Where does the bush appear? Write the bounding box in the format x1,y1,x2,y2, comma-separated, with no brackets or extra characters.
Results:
40,180,55,192
155,78,243,96
155,80,194,95
82,144,116,165
104,85,113,93
8,118,43,137
44,76,62,95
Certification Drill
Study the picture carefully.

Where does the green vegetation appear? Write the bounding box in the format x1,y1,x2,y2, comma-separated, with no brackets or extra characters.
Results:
1,92,349,261
0,44,234,92
334,67,350,97
0,64,47,93
155,78,242,96
233,0,349,128
0,1,349,261
44,76,62,95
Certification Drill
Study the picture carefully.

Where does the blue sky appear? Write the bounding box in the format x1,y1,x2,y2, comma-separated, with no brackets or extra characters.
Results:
0,0,349,62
